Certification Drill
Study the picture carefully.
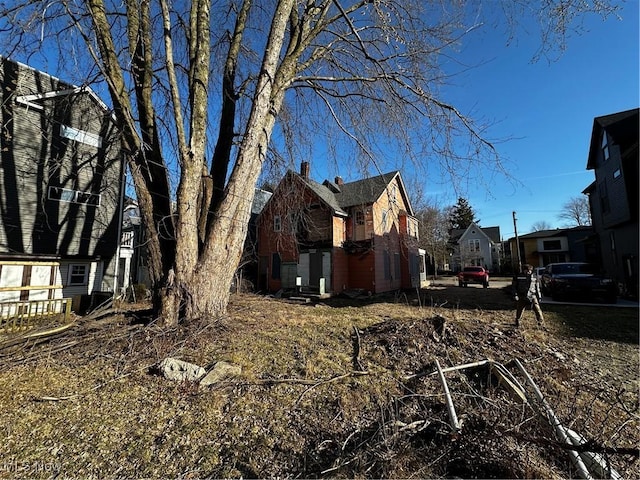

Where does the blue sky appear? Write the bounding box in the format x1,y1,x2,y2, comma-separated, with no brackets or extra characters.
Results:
431,1,639,238
7,2,635,241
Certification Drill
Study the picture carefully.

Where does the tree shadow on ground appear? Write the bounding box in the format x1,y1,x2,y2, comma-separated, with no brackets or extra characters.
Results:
544,304,639,345
322,284,515,312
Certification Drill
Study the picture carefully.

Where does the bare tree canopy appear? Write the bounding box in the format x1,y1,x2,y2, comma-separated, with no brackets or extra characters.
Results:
531,220,553,232
558,195,592,227
0,0,619,324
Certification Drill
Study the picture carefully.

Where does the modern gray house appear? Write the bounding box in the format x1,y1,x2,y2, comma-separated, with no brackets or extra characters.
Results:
0,57,124,314
583,108,639,298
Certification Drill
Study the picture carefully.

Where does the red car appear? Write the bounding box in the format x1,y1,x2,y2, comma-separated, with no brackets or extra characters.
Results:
458,266,490,288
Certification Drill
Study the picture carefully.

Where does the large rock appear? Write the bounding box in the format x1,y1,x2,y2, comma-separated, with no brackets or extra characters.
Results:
158,357,206,383
200,361,242,387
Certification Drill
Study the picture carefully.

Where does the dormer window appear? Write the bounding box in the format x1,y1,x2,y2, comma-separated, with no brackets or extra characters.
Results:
601,131,610,162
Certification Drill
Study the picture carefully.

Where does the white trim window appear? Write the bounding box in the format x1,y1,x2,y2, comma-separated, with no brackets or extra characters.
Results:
468,239,480,252
273,215,282,232
60,124,103,148
68,264,89,286
48,186,101,206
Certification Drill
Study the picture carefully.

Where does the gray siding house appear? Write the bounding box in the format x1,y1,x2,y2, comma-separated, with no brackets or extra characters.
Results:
450,222,502,272
583,108,639,298
0,57,124,311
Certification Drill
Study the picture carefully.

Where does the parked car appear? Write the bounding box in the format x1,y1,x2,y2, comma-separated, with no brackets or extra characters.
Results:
540,262,617,303
534,267,546,278
458,266,490,288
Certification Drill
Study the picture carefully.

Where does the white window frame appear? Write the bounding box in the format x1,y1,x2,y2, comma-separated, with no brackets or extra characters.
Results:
468,239,480,253
68,264,89,286
273,215,282,232
381,210,388,231
60,124,103,148
48,186,101,207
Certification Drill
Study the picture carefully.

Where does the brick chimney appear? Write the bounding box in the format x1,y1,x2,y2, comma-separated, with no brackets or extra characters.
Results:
335,176,344,186
300,161,310,179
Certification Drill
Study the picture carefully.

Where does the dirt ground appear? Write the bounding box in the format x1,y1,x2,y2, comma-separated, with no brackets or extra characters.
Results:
0,279,637,478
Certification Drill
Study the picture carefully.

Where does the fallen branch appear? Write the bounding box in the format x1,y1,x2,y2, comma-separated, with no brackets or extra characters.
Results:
352,326,364,372
404,359,490,381
513,358,595,480
434,358,461,433
507,431,639,457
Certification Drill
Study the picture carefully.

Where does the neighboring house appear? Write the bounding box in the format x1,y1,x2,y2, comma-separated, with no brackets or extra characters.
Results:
236,188,273,291
0,57,124,313
256,162,426,295
449,222,502,272
117,199,151,295
582,108,639,298
507,226,598,269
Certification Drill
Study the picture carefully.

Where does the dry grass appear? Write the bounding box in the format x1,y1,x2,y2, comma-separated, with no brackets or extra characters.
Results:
0,282,637,478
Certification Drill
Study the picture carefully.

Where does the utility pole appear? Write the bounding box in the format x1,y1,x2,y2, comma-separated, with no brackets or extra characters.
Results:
512,211,521,272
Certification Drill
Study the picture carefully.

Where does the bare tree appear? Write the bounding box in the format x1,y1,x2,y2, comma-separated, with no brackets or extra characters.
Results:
0,1,619,324
558,196,592,227
415,203,450,277
531,220,553,232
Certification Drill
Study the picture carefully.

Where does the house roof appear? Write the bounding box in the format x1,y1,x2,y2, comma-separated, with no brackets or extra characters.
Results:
450,224,501,244
586,108,639,170
288,169,410,216
335,171,401,208
251,189,272,215
512,225,593,241
1,56,113,116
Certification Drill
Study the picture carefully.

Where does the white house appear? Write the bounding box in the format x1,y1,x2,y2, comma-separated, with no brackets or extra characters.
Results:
450,222,502,272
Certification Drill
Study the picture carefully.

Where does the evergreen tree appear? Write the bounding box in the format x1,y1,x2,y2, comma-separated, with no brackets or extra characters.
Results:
449,198,479,230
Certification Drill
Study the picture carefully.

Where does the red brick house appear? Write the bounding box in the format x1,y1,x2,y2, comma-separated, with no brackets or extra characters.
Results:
256,163,425,295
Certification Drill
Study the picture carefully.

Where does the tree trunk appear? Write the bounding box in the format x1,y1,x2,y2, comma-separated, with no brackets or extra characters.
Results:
156,0,294,324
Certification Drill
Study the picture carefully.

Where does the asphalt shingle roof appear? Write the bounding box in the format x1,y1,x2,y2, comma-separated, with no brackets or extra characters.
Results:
293,170,401,214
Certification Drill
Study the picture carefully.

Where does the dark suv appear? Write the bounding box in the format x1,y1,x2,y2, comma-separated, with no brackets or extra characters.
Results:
540,262,617,303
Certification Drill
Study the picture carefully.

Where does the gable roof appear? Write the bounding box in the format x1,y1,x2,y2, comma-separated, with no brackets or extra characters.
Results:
335,171,401,208
0,56,113,116
279,169,412,217
458,222,500,244
450,224,501,244
587,108,639,170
